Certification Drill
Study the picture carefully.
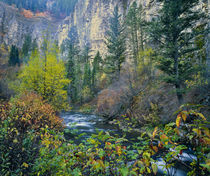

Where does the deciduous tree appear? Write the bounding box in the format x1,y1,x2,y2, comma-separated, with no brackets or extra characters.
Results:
18,45,70,110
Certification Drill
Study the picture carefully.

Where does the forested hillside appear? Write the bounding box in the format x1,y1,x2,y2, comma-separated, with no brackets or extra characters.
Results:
0,0,78,17
0,0,209,175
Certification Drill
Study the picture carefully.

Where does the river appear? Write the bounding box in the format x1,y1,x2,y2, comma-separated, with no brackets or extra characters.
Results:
61,112,192,176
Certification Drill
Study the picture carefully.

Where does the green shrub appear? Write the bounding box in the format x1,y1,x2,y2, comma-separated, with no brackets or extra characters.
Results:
0,92,64,175
4,92,64,133
79,103,94,114
0,97,209,176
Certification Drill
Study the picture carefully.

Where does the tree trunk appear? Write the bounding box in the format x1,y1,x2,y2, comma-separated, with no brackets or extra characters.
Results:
174,41,184,105
131,29,137,75
206,1,210,81
140,27,144,52
175,83,184,105
43,53,47,98
1,11,5,43
117,61,121,80
140,26,145,68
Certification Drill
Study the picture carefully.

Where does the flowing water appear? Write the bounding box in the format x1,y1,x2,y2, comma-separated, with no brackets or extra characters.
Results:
61,112,191,176
61,111,119,138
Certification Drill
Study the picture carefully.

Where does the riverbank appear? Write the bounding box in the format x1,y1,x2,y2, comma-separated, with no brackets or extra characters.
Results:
60,109,210,176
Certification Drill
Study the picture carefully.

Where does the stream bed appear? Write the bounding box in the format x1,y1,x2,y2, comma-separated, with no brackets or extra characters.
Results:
61,111,119,138
61,112,191,176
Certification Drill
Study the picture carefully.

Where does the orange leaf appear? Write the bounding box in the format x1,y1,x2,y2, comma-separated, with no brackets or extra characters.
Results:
169,139,175,145
193,128,201,136
153,146,158,152
158,141,163,148
174,128,180,135
97,160,105,169
106,142,111,145
181,111,187,121
176,114,182,127
204,128,210,138
160,134,169,145
160,134,168,141
203,137,210,145
152,127,158,138
116,146,122,156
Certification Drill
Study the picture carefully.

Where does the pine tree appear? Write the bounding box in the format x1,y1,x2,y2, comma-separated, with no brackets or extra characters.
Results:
83,63,91,89
8,45,20,66
105,5,126,80
81,45,92,89
126,2,146,70
75,61,83,104
31,38,38,52
126,2,139,63
149,0,207,105
82,45,91,63
92,51,102,91
66,43,79,103
22,35,32,59
79,45,92,102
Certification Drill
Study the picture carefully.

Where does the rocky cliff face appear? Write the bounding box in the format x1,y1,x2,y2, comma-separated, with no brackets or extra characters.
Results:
0,0,207,57
0,0,155,56
57,0,126,56
57,0,159,56
0,2,59,47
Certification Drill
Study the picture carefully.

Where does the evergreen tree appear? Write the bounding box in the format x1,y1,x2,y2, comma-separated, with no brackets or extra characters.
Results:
75,61,83,104
8,45,20,66
31,38,38,52
53,0,78,16
62,27,80,104
80,45,92,101
22,35,32,59
67,56,76,102
66,43,79,103
83,63,91,88
149,0,207,105
126,2,146,70
92,51,102,91
105,5,126,80
1,0,79,17
1,10,5,43
82,45,91,88
0,0,47,12
82,45,91,63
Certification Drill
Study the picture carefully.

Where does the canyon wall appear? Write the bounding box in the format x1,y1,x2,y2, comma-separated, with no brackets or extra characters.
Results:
1,0,206,58
0,0,156,56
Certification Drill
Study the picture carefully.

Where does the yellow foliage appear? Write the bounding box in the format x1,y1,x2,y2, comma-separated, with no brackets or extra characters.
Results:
41,131,62,149
160,134,169,145
100,73,107,81
17,49,70,110
152,127,158,138
176,114,182,128
185,71,208,88
137,48,154,72
82,86,92,100
116,146,122,156
181,111,187,121
0,92,64,132
22,162,29,168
